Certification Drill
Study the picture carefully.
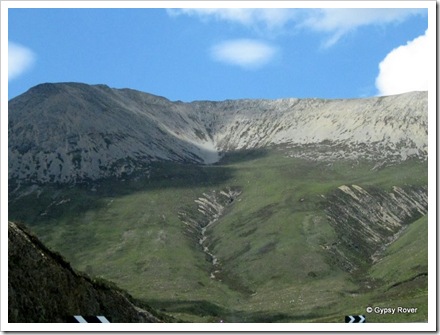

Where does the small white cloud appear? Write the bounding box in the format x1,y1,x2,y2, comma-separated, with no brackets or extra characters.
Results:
375,29,429,96
210,39,277,69
9,41,36,81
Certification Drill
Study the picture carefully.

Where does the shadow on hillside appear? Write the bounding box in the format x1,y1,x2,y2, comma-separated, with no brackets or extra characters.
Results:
216,148,269,165
8,148,270,225
8,163,235,225
147,299,321,323
83,148,270,205
96,162,235,195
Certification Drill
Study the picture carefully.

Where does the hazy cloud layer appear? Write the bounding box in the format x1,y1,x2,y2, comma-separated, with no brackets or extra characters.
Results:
210,39,277,69
375,29,429,96
169,8,425,46
167,8,296,30
9,42,36,81
302,8,426,47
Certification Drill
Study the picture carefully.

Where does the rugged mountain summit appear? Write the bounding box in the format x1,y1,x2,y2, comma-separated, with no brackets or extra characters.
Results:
8,82,427,184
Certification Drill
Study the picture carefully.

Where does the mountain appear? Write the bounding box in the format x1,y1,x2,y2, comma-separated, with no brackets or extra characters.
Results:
8,82,427,185
8,83,428,323
8,221,169,323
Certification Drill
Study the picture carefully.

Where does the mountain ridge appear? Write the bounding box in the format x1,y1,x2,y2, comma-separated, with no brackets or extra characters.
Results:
9,82,427,185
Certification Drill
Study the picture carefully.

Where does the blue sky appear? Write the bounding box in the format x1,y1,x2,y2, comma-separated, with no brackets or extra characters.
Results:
7,5,430,102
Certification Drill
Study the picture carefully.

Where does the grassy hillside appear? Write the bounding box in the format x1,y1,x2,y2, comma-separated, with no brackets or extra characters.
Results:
9,148,428,322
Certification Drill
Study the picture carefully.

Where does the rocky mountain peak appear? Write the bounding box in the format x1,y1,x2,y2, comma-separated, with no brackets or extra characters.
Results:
8,82,427,184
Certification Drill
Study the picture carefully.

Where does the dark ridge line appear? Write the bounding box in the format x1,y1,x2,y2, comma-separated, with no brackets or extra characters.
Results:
9,221,79,278
9,221,124,292
387,272,428,290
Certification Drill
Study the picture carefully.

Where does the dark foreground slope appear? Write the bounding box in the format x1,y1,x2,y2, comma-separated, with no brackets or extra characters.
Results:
8,221,169,323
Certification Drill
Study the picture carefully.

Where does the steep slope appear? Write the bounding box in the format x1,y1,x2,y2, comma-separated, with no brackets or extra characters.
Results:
193,93,427,160
8,221,167,323
8,83,427,185
8,83,218,184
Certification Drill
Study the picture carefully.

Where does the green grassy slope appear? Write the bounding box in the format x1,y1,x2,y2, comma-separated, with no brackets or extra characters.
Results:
9,148,428,322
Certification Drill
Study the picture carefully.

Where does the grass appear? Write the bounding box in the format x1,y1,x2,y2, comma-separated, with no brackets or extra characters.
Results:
9,148,428,322
369,216,428,285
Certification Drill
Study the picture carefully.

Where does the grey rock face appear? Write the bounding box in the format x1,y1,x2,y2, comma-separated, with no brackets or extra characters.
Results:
8,82,427,184
324,185,428,272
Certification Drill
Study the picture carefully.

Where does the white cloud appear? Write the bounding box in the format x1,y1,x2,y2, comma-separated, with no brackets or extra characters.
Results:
375,29,429,96
210,39,277,69
9,41,36,81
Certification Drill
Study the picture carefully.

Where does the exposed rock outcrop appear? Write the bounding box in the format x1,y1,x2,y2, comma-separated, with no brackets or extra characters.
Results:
8,83,427,184
324,185,428,272
178,187,242,278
